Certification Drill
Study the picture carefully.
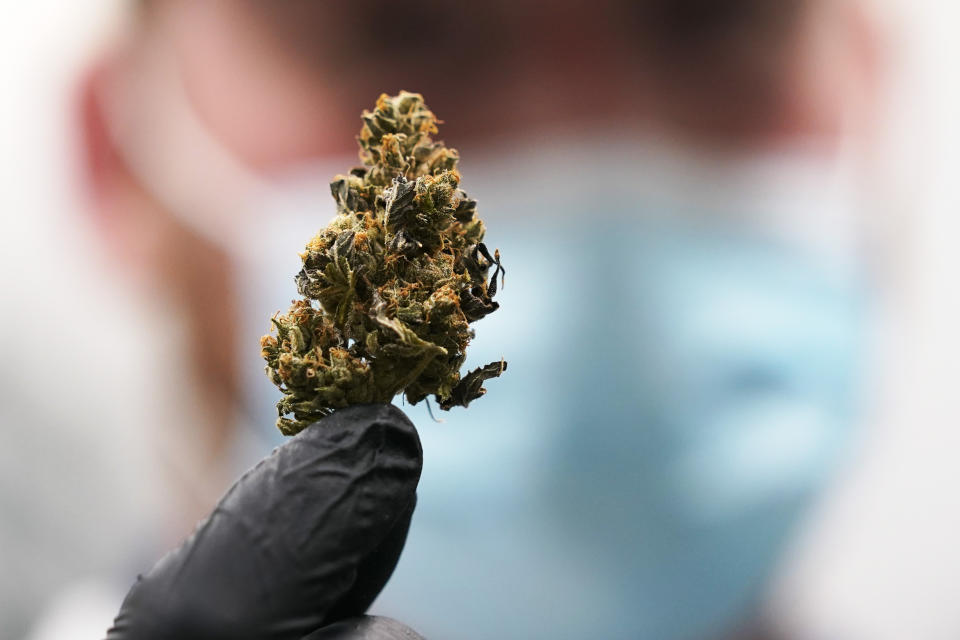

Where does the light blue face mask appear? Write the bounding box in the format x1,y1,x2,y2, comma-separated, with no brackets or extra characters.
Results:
360,145,869,640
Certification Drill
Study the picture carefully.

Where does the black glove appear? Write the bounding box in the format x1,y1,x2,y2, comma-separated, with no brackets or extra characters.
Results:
105,404,425,640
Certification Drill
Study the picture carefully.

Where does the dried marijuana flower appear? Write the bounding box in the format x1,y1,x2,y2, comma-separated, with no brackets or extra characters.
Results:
260,92,506,435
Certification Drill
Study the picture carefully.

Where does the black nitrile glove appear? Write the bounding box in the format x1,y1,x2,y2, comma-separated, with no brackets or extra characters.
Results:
105,404,424,640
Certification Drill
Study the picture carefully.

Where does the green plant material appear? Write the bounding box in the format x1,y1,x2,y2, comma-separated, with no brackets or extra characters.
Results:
261,91,506,435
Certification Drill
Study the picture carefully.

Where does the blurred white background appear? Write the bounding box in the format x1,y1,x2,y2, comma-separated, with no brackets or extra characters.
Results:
768,1,960,637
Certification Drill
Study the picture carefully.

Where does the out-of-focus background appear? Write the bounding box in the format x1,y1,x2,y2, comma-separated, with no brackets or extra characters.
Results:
2,1,960,639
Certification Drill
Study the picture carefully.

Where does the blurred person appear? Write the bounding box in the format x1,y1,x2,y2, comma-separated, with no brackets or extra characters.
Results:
38,0,884,638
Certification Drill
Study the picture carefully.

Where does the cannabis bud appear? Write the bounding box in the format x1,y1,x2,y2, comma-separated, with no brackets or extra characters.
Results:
261,91,506,435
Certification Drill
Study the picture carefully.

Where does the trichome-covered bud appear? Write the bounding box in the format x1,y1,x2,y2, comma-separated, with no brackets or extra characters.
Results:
262,91,506,435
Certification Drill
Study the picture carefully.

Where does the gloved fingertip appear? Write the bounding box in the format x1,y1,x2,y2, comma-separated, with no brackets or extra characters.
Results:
301,616,425,640
288,404,424,507
295,403,422,480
